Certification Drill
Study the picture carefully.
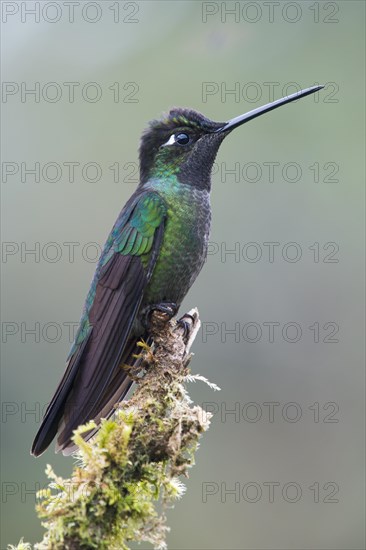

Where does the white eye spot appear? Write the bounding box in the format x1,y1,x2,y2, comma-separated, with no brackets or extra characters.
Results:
162,134,176,147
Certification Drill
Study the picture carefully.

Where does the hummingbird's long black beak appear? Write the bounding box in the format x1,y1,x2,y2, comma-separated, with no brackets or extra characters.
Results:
217,85,324,133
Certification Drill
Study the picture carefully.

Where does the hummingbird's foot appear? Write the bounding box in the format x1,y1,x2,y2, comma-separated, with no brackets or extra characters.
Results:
175,312,196,342
142,302,178,330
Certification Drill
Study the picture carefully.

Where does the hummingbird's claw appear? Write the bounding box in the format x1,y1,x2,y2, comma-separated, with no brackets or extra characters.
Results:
175,312,196,342
142,301,178,330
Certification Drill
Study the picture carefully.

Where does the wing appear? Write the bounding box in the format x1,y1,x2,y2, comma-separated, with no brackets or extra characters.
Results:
31,191,167,456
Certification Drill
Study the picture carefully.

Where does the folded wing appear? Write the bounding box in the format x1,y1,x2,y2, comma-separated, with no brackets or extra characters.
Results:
31,191,166,456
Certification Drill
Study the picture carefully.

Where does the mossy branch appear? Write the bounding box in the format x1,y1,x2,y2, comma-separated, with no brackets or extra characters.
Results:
10,308,219,550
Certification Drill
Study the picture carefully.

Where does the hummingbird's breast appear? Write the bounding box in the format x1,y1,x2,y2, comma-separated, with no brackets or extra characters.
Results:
142,178,211,307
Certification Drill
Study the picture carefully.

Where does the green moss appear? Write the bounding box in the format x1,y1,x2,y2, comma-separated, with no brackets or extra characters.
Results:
9,310,217,550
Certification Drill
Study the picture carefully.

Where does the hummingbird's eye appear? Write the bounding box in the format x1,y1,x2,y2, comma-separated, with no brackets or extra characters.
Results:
161,132,191,148
175,133,190,145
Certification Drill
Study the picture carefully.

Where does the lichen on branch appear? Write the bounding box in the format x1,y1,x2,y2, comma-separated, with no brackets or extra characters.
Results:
10,308,218,550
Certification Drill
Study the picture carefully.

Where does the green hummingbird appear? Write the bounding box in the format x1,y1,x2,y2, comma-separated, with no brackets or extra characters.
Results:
31,85,323,456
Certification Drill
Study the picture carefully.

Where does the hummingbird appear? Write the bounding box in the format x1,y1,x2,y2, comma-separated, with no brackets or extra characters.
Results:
31,85,323,456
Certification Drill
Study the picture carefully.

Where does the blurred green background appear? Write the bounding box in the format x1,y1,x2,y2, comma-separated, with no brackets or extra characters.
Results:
1,1,365,548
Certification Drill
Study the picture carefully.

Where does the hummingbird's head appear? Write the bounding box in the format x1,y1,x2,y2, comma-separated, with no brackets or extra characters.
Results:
139,86,323,191
139,107,226,191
